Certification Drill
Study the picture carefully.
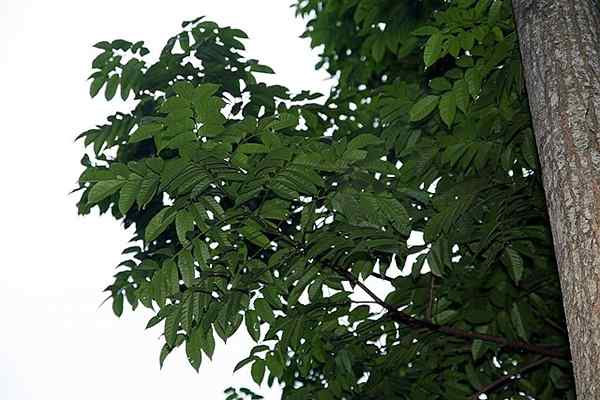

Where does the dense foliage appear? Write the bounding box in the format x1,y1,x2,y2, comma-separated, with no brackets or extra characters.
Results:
75,1,575,399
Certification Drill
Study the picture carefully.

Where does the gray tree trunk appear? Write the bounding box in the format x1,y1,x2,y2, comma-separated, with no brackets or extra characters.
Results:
511,0,600,397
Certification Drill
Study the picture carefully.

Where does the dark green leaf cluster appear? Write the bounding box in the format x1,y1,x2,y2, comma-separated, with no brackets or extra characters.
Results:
75,3,574,400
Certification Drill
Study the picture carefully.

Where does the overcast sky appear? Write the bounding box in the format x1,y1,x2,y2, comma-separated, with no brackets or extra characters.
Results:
0,2,332,399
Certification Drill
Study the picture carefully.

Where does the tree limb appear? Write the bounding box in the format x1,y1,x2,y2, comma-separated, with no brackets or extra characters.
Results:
470,356,551,400
337,268,571,360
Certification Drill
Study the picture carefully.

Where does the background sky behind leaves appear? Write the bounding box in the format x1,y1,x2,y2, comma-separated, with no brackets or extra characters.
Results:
0,1,332,399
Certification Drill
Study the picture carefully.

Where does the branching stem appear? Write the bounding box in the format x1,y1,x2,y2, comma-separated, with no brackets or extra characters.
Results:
336,268,570,360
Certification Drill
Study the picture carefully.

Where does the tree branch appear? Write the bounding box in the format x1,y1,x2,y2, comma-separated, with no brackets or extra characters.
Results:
470,357,550,400
336,268,571,360
370,272,395,283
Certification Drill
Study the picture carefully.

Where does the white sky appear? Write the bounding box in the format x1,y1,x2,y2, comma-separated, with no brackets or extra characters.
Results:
0,1,332,399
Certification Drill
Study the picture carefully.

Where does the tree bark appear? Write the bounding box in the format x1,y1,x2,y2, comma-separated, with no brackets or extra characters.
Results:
511,0,600,397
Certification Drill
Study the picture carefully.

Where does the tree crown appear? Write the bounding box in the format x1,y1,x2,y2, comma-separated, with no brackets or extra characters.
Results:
75,2,574,399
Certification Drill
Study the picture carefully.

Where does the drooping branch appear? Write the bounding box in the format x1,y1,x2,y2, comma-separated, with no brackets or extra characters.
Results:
336,268,570,360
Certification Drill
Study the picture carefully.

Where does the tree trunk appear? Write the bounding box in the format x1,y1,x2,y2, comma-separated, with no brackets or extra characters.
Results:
511,0,600,397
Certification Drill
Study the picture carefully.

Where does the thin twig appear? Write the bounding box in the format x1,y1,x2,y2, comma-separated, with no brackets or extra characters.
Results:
471,357,550,400
370,272,395,283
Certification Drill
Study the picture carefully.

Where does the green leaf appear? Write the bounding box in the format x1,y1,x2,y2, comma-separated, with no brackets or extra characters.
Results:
378,197,411,235
521,131,539,169
175,209,195,245
465,68,482,97
245,310,261,342
129,123,163,143
241,224,270,248
118,175,142,214
145,207,175,242
439,92,457,127
464,300,495,325
193,239,210,266
251,64,275,74
288,266,318,306
342,149,368,161
456,55,474,68
412,26,440,36
510,303,528,341
459,32,475,50
120,60,137,100
502,247,524,285
196,82,221,99
202,327,216,359
179,31,190,51
432,309,457,324
88,180,125,204
112,292,124,317
259,198,290,221
372,38,386,63
201,196,225,220
489,0,503,22
348,134,383,150
105,74,119,100
90,75,106,98
234,356,255,372
409,95,440,122
397,36,418,58
335,349,353,375
266,353,283,378
164,307,179,348
251,359,266,385
429,77,452,91
185,328,202,371
349,305,370,322
93,41,111,50
424,33,442,68
471,339,485,361
159,343,172,369
254,298,274,323
178,250,195,287
238,143,268,154
447,36,461,58
136,174,159,208
427,241,448,277
445,68,463,80
453,80,470,113
164,259,180,296
267,113,297,131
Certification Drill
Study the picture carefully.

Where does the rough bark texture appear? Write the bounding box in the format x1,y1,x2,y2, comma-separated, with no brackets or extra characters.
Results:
511,0,600,397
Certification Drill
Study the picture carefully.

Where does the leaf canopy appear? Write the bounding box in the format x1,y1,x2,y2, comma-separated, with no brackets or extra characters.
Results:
75,3,574,400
